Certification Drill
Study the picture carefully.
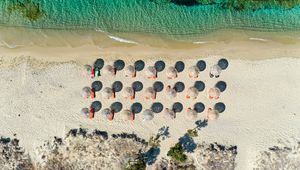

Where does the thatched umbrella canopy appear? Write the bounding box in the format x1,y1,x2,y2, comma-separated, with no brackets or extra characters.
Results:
164,108,176,119
215,81,227,92
194,81,205,92
102,87,113,99
145,87,156,99
101,108,111,116
134,60,145,71
121,109,134,121
166,85,177,98
94,58,105,69
175,61,185,73
84,64,92,72
110,102,123,113
153,81,164,92
172,102,183,113
186,87,199,99
92,81,103,92
214,102,226,113
196,60,206,71
188,66,200,78
91,101,102,112
208,87,221,99
209,64,222,78
132,81,143,92
146,66,157,79
142,109,154,121
206,108,219,120
113,59,125,71
131,102,143,114
81,108,89,117
151,102,164,113
123,87,134,99
194,102,205,113
112,81,123,92
186,108,197,120
124,65,136,77
82,87,91,98
154,60,165,72
174,82,185,92
166,66,177,79
218,58,229,70
103,65,115,75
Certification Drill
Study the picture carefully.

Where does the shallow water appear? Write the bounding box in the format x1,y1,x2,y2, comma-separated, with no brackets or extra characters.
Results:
1,0,300,41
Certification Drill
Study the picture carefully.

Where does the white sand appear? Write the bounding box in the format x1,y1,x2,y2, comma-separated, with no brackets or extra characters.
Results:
0,40,300,169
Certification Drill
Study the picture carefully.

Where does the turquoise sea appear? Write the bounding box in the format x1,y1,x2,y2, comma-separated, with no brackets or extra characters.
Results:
1,0,300,44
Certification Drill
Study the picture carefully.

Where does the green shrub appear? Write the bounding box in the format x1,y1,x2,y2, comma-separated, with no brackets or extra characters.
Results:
187,129,198,138
125,159,146,170
167,143,187,163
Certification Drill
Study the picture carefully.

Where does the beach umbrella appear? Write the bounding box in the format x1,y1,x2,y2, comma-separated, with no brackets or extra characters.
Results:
218,58,229,70
82,87,91,98
103,65,115,75
174,82,185,92
154,60,165,72
145,87,156,99
142,109,154,121
206,108,219,120
110,102,123,113
101,108,111,116
132,81,143,92
94,58,105,69
102,87,113,99
153,81,164,92
215,81,227,92
134,60,145,71
166,66,178,79
92,81,103,92
186,108,197,120
209,64,222,78
196,60,206,71
194,102,205,113
214,102,226,113
172,102,183,113
84,64,92,72
166,85,177,98
175,61,185,73
123,87,134,99
151,102,164,113
121,109,134,121
146,66,157,79
113,59,125,71
208,87,221,99
164,108,176,119
112,81,123,92
194,81,205,92
131,102,143,114
186,87,199,99
81,108,89,117
188,66,200,78
91,101,102,112
124,65,136,77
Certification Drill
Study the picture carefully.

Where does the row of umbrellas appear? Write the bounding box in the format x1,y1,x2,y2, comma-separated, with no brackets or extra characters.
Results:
81,100,226,121
82,80,227,100
86,58,228,79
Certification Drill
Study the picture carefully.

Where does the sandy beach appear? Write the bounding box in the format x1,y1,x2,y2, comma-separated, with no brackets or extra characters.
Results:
0,32,300,169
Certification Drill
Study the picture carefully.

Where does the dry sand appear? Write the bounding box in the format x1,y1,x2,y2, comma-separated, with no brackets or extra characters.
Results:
0,39,300,170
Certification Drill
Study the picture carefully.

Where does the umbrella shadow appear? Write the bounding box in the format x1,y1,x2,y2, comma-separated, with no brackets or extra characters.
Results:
179,133,197,153
144,147,160,165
